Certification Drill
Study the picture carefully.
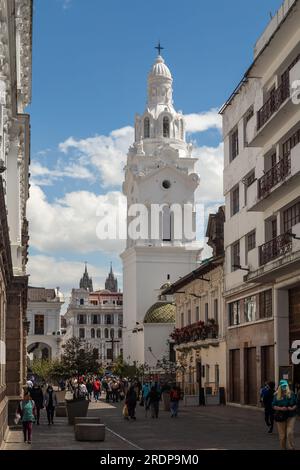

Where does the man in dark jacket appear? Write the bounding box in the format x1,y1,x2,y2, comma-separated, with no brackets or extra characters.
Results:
263,381,275,433
125,386,137,420
29,384,44,425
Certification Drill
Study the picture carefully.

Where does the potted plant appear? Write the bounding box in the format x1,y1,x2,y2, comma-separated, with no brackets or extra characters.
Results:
61,337,99,424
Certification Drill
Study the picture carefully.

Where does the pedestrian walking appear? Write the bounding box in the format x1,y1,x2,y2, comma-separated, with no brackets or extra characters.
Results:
170,385,180,418
29,383,44,425
44,385,58,425
142,382,151,417
125,385,137,420
262,381,275,433
86,380,93,401
149,386,160,418
272,379,297,450
17,390,36,444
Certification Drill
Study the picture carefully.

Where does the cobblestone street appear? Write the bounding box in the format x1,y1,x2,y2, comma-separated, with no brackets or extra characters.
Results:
3,399,300,450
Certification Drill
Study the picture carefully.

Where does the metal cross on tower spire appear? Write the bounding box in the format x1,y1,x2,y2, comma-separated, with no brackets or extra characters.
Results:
155,41,164,56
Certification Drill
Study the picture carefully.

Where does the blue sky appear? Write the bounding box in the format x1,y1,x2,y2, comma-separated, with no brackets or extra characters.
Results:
27,0,284,300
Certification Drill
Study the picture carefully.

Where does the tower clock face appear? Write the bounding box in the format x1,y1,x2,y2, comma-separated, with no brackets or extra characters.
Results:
162,179,171,189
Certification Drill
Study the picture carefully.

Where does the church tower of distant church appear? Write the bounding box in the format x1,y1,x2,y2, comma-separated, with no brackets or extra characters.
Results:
105,263,118,292
121,48,201,365
79,262,93,292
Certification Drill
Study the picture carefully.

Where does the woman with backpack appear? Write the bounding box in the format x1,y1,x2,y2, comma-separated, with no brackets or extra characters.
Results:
170,385,180,418
17,389,36,444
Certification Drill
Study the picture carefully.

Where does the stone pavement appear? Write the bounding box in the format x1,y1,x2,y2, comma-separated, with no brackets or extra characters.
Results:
2,398,300,450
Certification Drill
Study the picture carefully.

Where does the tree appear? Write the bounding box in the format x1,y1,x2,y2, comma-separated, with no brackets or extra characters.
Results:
30,359,54,383
61,337,99,398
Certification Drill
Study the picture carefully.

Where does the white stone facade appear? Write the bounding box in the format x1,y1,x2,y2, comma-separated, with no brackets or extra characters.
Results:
64,289,123,366
221,0,300,404
27,287,65,361
121,54,201,366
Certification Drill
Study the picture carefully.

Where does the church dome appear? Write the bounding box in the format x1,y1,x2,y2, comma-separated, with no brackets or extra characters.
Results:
144,301,175,324
149,56,172,79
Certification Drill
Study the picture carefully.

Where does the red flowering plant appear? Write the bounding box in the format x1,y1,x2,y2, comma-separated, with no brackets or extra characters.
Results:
170,319,218,345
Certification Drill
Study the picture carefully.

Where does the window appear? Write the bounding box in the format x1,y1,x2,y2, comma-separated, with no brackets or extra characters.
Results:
231,186,240,216
230,128,239,161
90,300,98,306
110,329,114,339
77,314,86,325
163,117,170,138
34,315,44,335
283,202,300,232
214,299,218,322
93,348,99,359
92,314,100,325
229,301,240,326
118,315,123,326
96,329,101,338
232,241,240,271
205,303,209,323
195,306,200,322
80,298,84,305
282,127,300,156
105,314,113,325
181,312,184,328
104,328,109,339
205,365,210,383
244,296,256,322
259,290,272,319
107,349,113,360
271,219,277,239
79,328,85,339
144,117,150,138
247,231,256,252
118,329,122,339
187,310,191,325
91,328,95,339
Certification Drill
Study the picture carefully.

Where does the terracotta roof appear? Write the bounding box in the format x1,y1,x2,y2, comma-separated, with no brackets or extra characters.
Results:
144,302,175,324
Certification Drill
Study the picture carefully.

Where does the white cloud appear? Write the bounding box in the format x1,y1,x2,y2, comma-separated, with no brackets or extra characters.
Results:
30,161,95,186
59,126,134,188
27,185,126,255
185,109,222,134
194,143,224,204
62,0,72,10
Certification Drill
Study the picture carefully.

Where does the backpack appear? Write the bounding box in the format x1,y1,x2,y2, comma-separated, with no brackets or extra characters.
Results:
170,389,180,401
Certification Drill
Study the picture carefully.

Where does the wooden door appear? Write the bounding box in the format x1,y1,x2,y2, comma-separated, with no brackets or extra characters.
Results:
230,349,240,403
245,347,257,405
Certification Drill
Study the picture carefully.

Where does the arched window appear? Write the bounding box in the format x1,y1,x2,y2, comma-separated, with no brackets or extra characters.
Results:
163,117,170,138
97,329,101,338
104,328,109,339
144,117,150,138
118,329,122,339
91,328,95,339
110,329,114,339
79,298,84,305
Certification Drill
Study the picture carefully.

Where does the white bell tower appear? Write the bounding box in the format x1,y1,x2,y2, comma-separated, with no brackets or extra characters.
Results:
121,51,201,365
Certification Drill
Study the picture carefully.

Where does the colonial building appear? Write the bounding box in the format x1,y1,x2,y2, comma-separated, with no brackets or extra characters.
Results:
121,51,201,366
27,287,65,362
220,0,300,405
0,0,32,446
64,265,123,365
163,207,226,405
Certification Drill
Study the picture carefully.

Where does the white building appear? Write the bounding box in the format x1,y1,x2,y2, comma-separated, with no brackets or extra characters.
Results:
220,0,300,405
64,266,123,365
121,52,201,367
27,287,65,362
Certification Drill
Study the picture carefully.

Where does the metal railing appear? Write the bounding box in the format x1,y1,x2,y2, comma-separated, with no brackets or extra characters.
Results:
257,80,290,130
259,232,292,266
258,153,291,199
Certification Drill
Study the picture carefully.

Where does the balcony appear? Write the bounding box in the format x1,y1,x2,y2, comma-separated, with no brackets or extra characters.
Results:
247,59,300,147
247,143,300,212
258,153,291,199
171,320,219,350
259,232,292,266
257,80,290,130
245,226,300,284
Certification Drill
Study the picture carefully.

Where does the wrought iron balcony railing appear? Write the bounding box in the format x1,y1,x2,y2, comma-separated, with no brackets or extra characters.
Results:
257,80,290,130
259,232,292,266
170,320,219,346
258,153,291,199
